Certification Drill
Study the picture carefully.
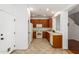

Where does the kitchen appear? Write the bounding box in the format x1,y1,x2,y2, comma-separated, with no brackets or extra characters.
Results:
30,14,62,48
27,4,70,53
0,4,76,54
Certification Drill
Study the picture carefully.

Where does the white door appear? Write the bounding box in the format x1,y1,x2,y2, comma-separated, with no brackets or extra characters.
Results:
0,11,15,52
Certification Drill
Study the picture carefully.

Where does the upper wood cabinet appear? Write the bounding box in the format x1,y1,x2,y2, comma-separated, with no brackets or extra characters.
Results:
48,19,52,28
40,20,49,27
31,18,52,28
31,20,35,27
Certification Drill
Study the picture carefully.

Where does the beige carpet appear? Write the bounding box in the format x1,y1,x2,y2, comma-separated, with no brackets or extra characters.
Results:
12,39,69,54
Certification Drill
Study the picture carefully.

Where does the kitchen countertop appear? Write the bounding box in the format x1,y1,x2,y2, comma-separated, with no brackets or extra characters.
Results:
47,31,62,35
33,28,62,35
33,28,52,31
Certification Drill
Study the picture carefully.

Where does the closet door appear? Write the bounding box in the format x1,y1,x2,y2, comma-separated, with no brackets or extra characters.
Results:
0,11,15,53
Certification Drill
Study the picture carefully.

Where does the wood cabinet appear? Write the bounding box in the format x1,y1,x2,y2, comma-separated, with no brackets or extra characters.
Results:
53,35,62,48
33,31,36,39
48,19,52,28
31,20,39,27
43,32,50,42
46,32,50,42
40,20,49,27
43,32,47,38
31,20,35,27
31,19,52,28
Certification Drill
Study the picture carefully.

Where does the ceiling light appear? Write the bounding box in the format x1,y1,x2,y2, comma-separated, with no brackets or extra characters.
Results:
46,8,49,11
27,8,29,10
29,7,34,11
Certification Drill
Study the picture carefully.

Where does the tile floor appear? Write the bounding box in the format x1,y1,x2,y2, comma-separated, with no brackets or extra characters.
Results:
12,39,69,54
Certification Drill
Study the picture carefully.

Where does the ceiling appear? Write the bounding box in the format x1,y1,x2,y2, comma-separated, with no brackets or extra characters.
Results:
27,4,73,18
69,5,79,15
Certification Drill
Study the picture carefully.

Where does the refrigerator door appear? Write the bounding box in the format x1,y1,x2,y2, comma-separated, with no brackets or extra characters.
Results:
36,31,42,39
28,22,33,45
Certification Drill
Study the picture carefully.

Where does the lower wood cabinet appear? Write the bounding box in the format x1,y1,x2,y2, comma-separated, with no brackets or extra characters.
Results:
53,35,62,48
46,32,50,42
33,31,36,39
43,32,46,38
43,32,50,42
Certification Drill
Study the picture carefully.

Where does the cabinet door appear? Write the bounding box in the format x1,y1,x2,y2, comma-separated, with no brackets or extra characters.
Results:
44,20,49,28
32,20,36,27
53,35,62,48
39,19,48,27
31,19,40,27
33,31,36,39
34,19,40,24
40,20,48,28
48,19,52,28
46,32,50,42
43,32,47,38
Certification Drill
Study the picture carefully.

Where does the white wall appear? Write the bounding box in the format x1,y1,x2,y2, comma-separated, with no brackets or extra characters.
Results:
56,15,60,31
0,5,29,49
68,17,79,41
52,17,56,30
60,11,68,49
15,5,29,49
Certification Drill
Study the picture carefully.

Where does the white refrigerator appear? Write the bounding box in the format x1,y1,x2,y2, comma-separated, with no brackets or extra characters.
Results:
28,22,33,45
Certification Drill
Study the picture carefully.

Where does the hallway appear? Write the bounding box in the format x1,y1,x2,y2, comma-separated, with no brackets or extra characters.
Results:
12,39,69,54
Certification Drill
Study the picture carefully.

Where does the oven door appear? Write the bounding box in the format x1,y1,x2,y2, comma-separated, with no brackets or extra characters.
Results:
36,31,42,39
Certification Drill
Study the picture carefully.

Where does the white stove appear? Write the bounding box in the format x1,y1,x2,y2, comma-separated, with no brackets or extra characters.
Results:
36,24,42,39
36,31,42,38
